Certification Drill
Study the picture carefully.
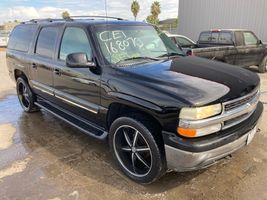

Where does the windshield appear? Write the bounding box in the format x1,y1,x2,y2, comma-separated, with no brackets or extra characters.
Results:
94,25,184,65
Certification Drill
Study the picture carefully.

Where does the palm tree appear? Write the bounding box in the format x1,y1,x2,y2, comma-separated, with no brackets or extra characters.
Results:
151,1,161,19
62,11,70,19
131,0,140,21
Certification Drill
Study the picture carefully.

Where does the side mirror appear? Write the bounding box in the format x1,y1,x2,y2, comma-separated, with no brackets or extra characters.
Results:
257,40,262,45
66,53,96,69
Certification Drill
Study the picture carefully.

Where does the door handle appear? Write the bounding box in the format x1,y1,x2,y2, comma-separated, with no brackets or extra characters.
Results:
32,63,37,69
53,69,61,76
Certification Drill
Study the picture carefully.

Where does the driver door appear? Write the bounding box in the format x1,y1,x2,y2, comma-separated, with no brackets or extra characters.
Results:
53,26,101,125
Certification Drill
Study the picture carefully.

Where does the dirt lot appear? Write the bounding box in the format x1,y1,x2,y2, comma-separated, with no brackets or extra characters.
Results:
0,51,267,200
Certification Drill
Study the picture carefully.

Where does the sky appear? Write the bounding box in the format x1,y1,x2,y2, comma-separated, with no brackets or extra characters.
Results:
0,0,179,24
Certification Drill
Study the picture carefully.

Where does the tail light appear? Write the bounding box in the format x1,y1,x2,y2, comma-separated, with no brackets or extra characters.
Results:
186,50,193,56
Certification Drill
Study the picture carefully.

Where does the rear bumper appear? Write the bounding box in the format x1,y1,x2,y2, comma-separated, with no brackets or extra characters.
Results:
164,102,263,172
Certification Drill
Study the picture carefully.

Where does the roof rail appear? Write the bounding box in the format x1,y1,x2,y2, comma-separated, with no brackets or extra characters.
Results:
67,15,125,20
21,15,126,24
21,18,70,24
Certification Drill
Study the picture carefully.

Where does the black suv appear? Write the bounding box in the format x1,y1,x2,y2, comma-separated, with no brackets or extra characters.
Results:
6,16,263,184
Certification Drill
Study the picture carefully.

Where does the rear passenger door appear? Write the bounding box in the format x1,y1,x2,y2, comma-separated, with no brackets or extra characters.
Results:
30,25,60,100
53,26,101,125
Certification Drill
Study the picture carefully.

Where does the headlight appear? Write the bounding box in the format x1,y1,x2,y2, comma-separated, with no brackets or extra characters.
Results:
179,104,222,120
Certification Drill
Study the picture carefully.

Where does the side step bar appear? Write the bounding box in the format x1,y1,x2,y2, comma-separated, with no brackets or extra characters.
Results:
35,100,108,140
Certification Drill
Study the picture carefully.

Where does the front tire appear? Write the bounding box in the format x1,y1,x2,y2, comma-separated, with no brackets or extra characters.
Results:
16,77,39,113
109,115,165,184
259,56,267,73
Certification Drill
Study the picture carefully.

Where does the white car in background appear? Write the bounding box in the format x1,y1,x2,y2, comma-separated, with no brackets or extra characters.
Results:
0,31,9,47
166,33,196,54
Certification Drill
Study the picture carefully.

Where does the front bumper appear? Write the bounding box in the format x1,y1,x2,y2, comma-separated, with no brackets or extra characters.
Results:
164,102,263,172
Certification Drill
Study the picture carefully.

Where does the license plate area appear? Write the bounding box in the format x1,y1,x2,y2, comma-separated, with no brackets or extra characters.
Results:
246,126,257,145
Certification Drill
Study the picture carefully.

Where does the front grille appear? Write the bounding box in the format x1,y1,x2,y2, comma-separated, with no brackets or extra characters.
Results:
222,88,259,130
224,90,258,112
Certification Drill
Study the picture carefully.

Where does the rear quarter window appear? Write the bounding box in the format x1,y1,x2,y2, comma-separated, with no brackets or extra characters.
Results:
35,26,59,59
8,24,37,52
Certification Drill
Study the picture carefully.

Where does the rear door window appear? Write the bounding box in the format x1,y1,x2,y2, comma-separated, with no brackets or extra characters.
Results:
218,32,233,44
8,25,37,52
35,26,59,59
59,27,92,60
243,32,258,45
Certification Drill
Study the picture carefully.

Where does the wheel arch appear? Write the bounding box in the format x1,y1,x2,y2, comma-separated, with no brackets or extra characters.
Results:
14,69,28,82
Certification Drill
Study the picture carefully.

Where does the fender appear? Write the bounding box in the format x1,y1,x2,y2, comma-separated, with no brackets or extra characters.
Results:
106,91,165,113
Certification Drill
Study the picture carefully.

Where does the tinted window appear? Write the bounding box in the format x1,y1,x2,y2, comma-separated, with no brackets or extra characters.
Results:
36,27,58,58
199,32,211,43
176,37,194,46
199,32,220,43
219,32,233,44
210,32,219,42
243,32,257,45
59,27,91,60
8,25,37,52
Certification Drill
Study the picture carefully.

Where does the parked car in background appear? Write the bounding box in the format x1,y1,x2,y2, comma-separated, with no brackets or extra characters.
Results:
6,18,263,184
188,29,267,73
166,33,196,53
0,31,9,47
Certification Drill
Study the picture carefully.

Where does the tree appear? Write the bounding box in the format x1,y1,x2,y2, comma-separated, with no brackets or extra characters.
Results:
131,0,140,21
146,15,158,25
151,1,161,19
62,11,70,19
146,1,161,25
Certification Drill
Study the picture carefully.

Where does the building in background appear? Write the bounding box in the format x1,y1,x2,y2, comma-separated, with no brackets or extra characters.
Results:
178,0,267,42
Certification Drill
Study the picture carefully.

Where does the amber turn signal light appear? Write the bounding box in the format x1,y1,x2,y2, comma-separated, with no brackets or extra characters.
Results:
177,127,197,138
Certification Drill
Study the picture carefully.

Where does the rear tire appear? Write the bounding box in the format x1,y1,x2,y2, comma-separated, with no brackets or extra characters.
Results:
16,77,40,113
109,115,166,184
259,56,267,73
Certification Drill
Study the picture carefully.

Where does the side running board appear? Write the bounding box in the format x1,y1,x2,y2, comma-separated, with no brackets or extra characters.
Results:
34,99,108,140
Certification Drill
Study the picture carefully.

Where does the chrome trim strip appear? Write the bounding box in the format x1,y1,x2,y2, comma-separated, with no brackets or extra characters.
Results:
179,89,260,129
31,80,54,95
32,85,54,96
31,80,98,114
55,94,98,114
223,87,259,106
71,77,96,85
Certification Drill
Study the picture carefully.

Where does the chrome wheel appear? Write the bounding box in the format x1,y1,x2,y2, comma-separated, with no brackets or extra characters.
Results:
18,81,30,109
113,125,152,177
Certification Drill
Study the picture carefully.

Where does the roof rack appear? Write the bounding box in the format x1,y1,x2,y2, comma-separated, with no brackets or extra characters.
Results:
67,15,125,20
21,18,69,24
21,15,126,24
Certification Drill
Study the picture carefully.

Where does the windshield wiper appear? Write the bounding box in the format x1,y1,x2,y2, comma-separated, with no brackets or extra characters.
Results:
116,56,160,64
157,52,184,58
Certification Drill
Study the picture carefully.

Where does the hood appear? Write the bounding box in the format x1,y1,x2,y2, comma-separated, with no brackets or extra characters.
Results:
111,56,259,107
